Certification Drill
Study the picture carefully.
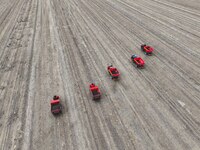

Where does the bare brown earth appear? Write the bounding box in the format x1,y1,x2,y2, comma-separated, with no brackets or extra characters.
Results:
0,0,200,149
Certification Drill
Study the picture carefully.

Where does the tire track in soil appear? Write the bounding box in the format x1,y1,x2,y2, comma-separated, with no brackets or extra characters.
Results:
49,1,111,149
20,0,39,149
66,0,200,148
0,0,38,149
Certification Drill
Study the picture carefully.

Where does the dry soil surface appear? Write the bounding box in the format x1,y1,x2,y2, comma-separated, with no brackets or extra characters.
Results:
0,0,200,150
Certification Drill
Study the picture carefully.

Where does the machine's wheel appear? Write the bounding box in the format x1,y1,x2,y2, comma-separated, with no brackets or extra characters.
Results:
141,44,145,50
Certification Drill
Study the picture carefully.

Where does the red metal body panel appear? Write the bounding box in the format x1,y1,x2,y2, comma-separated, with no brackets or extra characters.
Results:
50,96,62,114
90,86,98,91
51,99,60,105
144,46,154,53
134,57,145,65
107,66,120,78
90,83,101,100
131,56,145,67
141,44,154,55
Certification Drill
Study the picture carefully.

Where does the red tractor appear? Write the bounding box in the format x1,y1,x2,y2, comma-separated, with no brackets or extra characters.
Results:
90,83,101,100
131,54,145,68
51,95,62,115
107,65,120,79
141,44,154,55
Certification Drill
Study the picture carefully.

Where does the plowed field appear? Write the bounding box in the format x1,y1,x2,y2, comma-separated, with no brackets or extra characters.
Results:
0,0,200,149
